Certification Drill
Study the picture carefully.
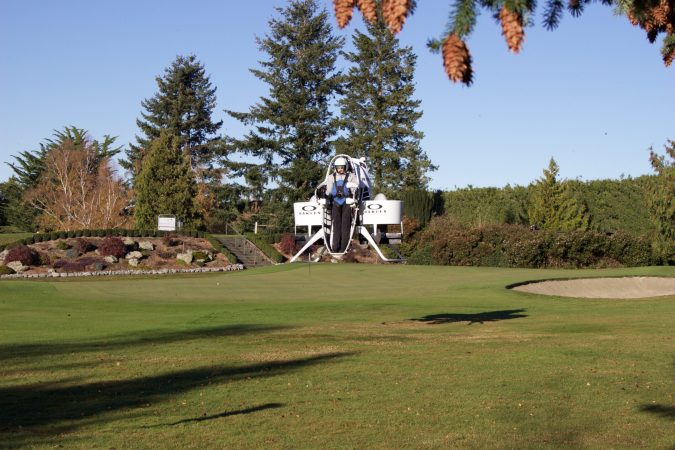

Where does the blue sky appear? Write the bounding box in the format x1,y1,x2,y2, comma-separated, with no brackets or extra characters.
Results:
1,0,673,191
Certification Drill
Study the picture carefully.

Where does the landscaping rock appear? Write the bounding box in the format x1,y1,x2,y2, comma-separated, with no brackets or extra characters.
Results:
139,240,154,251
0,249,8,265
128,258,140,267
104,255,118,264
177,251,193,264
6,261,27,273
123,237,136,246
126,251,143,260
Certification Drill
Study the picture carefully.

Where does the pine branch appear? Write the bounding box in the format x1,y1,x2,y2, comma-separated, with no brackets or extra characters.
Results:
542,0,565,29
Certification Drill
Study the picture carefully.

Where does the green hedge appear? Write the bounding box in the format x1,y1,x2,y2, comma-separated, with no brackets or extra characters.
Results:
403,216,659,268
205,234,239,264
245,233,284,263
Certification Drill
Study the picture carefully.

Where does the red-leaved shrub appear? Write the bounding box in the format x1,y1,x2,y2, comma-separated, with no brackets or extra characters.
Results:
98,237,126,258
279,233,298,255
74,238,96,254
4,245,38,266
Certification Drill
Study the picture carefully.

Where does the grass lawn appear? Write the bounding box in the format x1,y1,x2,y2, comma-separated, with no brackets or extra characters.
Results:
1,264,673,449
0,233,34,246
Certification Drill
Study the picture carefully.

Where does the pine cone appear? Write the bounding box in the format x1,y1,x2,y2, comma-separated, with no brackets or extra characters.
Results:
665,48,674,67
334,0,356,29
499,6,525,53
356,0,377,25
650,0,670,28
442,33,473,85
382,0,412,34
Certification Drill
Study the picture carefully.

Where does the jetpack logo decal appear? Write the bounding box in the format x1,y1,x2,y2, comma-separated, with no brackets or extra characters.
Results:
364,203,386,214
299,205,320,215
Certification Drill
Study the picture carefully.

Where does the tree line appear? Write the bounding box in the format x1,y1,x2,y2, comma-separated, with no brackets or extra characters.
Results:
0,0,433,234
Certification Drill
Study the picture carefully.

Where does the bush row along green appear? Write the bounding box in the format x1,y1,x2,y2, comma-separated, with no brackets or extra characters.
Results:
244,232,285,263
0,229,206,252
205,235,239,265
402,216,668,268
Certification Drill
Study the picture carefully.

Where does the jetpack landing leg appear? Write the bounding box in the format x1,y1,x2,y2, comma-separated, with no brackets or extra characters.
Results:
357,226,404,263
289,229,324,263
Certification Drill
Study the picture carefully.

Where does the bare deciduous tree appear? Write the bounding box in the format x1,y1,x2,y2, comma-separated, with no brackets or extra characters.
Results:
24,139,131,231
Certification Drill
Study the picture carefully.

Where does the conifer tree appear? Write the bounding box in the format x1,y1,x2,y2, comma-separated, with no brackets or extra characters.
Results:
125,55,222,182
528,158,590,231
646,139,674,242
134,131,201,230
336,17,435,194
331,1,674,84
226,0,344,230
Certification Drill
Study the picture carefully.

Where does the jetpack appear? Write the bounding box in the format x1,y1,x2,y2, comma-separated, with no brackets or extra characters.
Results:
290,154,404,263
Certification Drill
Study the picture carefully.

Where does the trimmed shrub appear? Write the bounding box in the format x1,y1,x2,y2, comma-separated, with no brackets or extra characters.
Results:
38,252,53,266
53,259,86,272
83,230,92,237
98,237,126,258
404,216,655,269
56,240,70,250
0,265,16,275
245,233,284,263
162,235,181,247
65,248,80,259
74,238,96,254
4,245,38,266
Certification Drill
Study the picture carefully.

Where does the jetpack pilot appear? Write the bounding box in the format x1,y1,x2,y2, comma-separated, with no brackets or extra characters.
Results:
324,157,358,253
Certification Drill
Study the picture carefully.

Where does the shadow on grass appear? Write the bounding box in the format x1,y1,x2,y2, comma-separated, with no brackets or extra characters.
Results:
639,404,675,419
411,309,528,325
0,352,354,444
0,324,288,363
160,403,284,426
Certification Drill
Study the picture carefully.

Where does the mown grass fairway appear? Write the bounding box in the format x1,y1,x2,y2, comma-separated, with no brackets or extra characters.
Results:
1,264,673,449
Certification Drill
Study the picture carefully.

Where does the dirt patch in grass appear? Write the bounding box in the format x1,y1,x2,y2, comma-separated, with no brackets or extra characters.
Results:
511,276,675,299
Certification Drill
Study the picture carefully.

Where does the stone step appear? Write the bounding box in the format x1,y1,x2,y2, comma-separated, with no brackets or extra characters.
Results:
216,236,273,268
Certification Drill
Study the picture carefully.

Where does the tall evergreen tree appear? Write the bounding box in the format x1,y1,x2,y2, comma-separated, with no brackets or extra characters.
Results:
125,55,222,181
646,139,674,242
134,131,201,230
336,17,435,194
226,0,344,230
528,158,590,231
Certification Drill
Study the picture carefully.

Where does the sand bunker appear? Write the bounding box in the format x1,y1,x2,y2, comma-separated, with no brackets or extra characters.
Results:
511,276,675,299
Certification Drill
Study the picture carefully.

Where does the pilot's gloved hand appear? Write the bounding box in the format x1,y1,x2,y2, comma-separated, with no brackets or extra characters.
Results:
345,197,355,206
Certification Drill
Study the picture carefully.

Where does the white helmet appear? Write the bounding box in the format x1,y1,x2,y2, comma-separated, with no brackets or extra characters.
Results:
334,156,347,168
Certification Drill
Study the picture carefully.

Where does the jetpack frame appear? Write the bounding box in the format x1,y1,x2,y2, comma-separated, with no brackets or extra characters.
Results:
290,154,404,263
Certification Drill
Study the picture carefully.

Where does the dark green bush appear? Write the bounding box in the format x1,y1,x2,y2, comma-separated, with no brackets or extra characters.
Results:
205,235,238,264
83,230,91,237
0,265,16,275
245,233,284,263
404,216,655,268
56,240,70,250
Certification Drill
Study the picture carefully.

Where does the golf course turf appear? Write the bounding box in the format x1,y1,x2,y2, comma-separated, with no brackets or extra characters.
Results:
1,264,673,448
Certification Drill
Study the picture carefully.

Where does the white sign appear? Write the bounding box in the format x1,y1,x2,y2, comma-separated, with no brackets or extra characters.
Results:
293,202,323,226
362,200,403,225
158,216,176,231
